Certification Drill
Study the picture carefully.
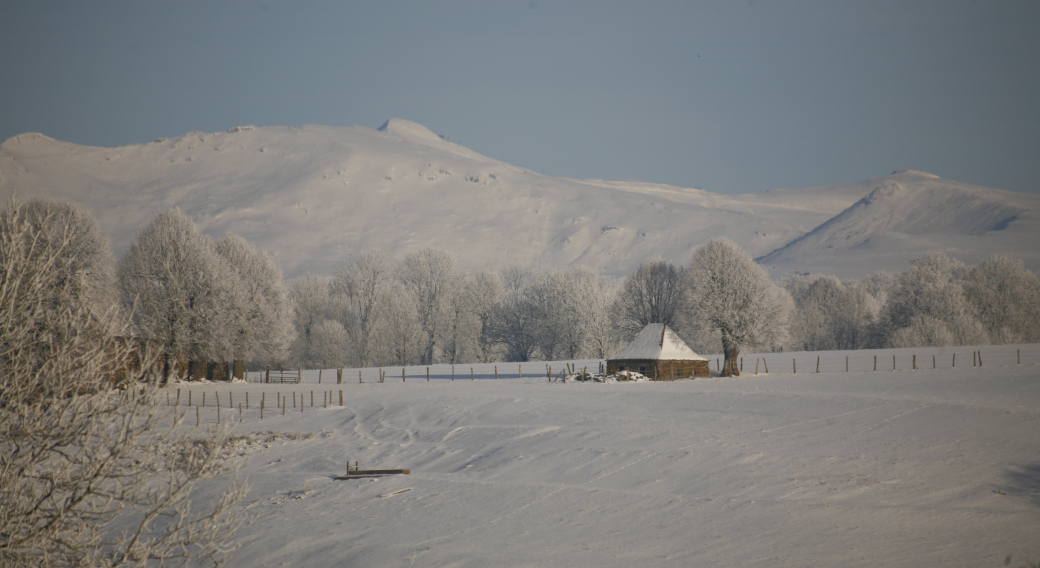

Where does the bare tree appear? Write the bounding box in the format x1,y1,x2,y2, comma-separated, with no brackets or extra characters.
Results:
615,259,686,339
489,266,541,362
116,209,230,381
395,248,461,365
685,238,793,376
331,251,391,367
1,199,246,568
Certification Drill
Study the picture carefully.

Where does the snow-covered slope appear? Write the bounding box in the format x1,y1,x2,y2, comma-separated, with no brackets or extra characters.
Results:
1,123,1036,279
153,344,1040,567
757,170,1040,277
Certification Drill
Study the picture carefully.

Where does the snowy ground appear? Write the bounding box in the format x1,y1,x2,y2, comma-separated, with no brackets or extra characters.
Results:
163,344,1040,567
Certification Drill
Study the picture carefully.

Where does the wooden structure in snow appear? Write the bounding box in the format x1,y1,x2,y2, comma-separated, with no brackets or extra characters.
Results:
606,323,710,380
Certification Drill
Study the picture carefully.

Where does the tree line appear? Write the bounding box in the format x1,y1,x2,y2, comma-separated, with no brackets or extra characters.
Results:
9,197,1040,379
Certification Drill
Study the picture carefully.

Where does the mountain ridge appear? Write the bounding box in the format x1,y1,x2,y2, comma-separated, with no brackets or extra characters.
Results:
2,120,1037,280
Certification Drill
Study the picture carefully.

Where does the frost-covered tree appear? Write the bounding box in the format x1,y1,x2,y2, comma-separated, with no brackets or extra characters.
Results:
1,200,246,567
685,238,793,376
880,253,988,347
468,270,503,362
615,259,685,340
287,275,335,368
310,319,349,368
442,273,481,364
375,281,425,366
331,251,391,367
214,235,294,370
784,274,876,351
396,248,461,364
963,255,1040,343
116,209,230,380
20,198,116,315
534,267,617,360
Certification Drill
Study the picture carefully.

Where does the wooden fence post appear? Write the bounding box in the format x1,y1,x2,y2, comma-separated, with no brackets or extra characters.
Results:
816,356,820,373
953,353,956,367
793,359,796,373
427,367,430,381
318,369,322,384
337,368,342,384
874,355,877,371
359,370,363,383
846,356,849,372
402,368,406,383
495,366,498,380
1018,349,1021,365
893,355,896,371
755,358,759,375
763,359,768,373
339,390,343,406
519,364,522,379
471,368,474,380
452,365,455,381
933,355,935,369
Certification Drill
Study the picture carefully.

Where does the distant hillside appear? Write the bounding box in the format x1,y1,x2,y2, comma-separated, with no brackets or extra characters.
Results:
756,170,1040,276
2,121,1037,279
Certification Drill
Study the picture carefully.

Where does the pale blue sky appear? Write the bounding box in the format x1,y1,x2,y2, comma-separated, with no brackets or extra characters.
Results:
2,1,1038,195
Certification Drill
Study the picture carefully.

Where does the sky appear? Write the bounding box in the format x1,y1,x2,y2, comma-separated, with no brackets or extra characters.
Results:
1,1,1038,196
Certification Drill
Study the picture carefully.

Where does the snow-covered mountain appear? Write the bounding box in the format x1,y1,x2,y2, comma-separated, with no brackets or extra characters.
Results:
756,170,1040,276
2,120,1037,280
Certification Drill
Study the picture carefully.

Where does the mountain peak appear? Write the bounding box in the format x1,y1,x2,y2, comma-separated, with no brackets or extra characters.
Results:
377,118,444,145
890,169,940,178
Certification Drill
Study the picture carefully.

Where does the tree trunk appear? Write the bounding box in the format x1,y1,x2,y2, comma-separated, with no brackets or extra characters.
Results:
721,332,740,377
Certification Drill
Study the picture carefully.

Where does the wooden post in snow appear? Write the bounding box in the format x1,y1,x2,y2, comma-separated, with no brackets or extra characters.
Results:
816,356,820,373
337,368,342,384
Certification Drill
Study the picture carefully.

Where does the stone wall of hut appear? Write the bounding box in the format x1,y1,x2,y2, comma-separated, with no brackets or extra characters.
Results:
607,359,710,380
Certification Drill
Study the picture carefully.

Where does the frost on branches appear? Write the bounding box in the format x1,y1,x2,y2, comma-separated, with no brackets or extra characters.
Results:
685,238,793,376
1,200,247,567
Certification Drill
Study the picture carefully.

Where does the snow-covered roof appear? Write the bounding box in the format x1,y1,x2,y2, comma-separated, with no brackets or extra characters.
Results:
608,323,707,361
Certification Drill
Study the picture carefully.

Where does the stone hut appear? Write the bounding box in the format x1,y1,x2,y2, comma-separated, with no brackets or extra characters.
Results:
606,323,710,380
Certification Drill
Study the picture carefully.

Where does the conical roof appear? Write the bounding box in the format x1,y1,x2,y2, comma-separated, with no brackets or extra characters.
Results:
608,323,707,361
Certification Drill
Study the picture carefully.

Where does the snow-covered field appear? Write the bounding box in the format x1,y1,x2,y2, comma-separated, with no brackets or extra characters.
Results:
166,344,1039,567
